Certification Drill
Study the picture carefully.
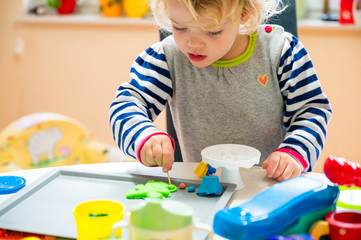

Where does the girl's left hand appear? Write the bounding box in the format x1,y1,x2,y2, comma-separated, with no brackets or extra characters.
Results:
262,151,302,181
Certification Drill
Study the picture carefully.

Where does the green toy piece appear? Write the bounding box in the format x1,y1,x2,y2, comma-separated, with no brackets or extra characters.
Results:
126,180,177,199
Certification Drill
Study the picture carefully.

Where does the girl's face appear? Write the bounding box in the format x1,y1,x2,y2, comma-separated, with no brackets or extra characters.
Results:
165,0,244,68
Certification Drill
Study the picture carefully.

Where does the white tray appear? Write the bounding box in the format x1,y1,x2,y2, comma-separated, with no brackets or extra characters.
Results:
0,168,236,239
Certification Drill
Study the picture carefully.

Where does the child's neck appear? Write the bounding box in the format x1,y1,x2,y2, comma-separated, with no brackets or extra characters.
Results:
220,34,249,61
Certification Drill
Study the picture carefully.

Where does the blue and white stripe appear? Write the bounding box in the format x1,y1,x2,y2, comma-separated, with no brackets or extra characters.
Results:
277,35,331,171
109,34,331,170
109,44,173,159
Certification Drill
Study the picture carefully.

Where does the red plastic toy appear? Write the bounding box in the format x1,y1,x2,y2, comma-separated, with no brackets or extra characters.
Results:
325,211,361,240
57,0,76,14
324,155,361,187
0,229,55,240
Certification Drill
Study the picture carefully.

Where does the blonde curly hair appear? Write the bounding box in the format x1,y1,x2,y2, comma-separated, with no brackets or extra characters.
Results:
149,0,284,35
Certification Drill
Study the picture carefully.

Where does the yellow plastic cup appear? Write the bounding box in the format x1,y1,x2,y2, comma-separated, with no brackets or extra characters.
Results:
73,200,126,240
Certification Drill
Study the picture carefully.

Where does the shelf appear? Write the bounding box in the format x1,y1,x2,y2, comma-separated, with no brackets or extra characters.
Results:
15,14,156,27
298,19,361,31
15,14,361,31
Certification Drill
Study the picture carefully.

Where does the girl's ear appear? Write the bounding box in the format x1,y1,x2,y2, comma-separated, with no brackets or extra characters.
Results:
240,10,250,24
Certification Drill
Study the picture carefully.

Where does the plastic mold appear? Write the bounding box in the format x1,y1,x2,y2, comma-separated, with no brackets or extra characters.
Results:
201,144,260,190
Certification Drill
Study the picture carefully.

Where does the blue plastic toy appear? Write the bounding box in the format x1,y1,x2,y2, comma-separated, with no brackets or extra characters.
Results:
213,175,339,240
266,233,315,240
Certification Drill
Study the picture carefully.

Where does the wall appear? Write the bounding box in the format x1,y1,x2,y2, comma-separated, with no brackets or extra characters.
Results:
0,1,23,127
298,24,361,172
0,0,165,153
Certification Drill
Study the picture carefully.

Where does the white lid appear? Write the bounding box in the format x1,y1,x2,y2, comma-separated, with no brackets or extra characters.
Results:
201,144,260,169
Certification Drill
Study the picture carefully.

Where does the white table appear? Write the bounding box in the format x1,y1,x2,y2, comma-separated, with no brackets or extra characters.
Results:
0,162,327,239
0,162,327,206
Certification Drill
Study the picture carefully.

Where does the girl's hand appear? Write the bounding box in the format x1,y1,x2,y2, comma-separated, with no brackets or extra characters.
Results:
139,134,175,172
262,151,302,181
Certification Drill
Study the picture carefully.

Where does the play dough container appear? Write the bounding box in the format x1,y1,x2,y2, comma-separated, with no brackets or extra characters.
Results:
73,200,126,240
201,144,260,190
111,198,214,240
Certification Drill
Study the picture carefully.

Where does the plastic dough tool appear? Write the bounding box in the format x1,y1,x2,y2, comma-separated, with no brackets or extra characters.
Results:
166,172,171,185
201,144,260,190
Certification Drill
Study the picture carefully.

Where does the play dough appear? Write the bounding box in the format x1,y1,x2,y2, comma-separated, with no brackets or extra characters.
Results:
126,180,177,199
197,176,224,196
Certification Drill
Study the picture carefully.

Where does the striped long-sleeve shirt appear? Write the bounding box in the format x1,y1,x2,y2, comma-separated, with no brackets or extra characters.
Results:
109,25,332,171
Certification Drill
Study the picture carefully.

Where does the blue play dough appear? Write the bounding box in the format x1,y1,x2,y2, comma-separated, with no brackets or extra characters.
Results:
0,176,26,194
206,164,216,176
197,176,223,196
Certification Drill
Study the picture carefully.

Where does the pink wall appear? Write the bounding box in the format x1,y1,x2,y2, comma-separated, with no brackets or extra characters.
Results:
0,0,164,152
298,26,361,172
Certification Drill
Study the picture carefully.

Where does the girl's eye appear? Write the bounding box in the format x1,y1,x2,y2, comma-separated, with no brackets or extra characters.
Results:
209,30,223,36
173,26,187,31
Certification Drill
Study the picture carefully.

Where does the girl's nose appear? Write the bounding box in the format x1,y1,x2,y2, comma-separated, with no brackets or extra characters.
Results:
188,36,205,48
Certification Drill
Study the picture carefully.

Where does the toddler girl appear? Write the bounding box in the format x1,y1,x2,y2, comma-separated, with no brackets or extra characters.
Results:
109,0,331,181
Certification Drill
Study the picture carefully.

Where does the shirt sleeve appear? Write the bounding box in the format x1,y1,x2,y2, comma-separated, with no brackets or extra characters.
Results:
109,43,173,160
277,33,332,171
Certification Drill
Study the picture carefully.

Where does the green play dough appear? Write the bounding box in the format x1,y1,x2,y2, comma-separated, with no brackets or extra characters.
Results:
126,180,177,199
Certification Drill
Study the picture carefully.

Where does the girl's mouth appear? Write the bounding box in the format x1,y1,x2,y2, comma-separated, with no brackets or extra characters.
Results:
188,53,207,61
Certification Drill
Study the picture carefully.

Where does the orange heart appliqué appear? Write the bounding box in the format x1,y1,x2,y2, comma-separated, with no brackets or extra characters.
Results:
258,75,268,86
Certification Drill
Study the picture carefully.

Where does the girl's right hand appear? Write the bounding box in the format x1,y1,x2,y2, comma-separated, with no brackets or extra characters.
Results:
262,151,302,181
139,134,175,172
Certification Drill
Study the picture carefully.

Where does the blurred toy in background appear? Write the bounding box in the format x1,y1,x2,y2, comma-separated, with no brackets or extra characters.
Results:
47,0,77,14
339,0,361,25
28,4,48,15
0,112,114,172
324,155,361,187
99,0,123,17
123,0,149,18
99,0,150,18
